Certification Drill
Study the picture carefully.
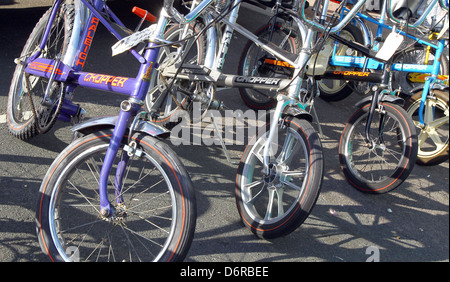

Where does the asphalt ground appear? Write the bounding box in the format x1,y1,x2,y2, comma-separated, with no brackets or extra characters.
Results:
0,0,448,263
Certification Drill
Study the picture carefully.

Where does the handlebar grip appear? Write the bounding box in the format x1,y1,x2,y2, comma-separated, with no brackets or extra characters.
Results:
132,6,157,23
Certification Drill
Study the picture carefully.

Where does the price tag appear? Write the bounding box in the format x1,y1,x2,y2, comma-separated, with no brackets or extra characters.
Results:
375,31,404,61
111,25,156,56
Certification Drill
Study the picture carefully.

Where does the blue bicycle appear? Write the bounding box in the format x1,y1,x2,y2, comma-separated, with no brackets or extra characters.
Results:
321,0,449,165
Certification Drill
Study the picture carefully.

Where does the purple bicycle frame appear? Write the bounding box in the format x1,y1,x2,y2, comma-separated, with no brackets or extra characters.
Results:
25,0,164,215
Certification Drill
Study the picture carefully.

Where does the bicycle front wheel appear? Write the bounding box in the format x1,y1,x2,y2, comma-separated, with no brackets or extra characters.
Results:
236,116,323,239
36,130,196,262
339,102,418,193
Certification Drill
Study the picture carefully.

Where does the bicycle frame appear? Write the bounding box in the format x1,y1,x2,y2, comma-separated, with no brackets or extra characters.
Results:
330,0,445,70
327,0,448,126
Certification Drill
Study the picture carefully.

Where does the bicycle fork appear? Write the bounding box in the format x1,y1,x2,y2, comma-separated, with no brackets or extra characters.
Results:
98,44,161,217
262,29,314,175
364,88,386,148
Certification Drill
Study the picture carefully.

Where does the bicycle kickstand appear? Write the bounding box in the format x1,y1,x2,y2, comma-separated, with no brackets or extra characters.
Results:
210,112,237,164
309,100,325,139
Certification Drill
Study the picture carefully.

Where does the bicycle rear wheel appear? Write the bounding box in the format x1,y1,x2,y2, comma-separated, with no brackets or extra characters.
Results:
36,130,196,262
318,24,364,101
236,116,323,239
339,102,418,193
238,23,301,109
7,4,74,140
145,22,206,126
392,44,449,94
404,89,449,165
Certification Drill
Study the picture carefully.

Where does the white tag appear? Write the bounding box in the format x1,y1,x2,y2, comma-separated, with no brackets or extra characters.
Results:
437,17,449,39
375,31,404,61
111,25,157,56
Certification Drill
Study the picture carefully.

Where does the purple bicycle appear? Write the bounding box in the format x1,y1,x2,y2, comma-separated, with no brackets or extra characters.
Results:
7,0,197,261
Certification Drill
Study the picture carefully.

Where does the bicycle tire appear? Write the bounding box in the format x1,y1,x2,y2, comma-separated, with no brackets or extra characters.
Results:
404,89,449,165
36,130,196,262
318,24,364,102
238,23,301,110
236,116,323,239
339,102,418,193
6,4,74,140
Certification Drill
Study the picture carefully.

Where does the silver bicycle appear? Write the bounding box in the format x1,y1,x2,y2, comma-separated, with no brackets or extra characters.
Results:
137,0,372,238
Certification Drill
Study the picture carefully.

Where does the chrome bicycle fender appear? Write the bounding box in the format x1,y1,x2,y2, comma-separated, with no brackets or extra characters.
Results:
282,105,313,122
71,115,170,138
352,16,372,47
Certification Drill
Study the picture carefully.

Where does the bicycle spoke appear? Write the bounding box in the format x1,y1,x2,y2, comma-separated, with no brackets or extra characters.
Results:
428,128,445,148
276,188,285,216
246,182,266,205
243,179,265,190
428,115,449,129
264,188,275,220
277,131,295,163
85,231,109,262
122,222,165,248
57,218,104,235
251,145,265,164
130,206,172,219
67,180,100,214
127,188,168,211
280,171,305,191
118,224,142,262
